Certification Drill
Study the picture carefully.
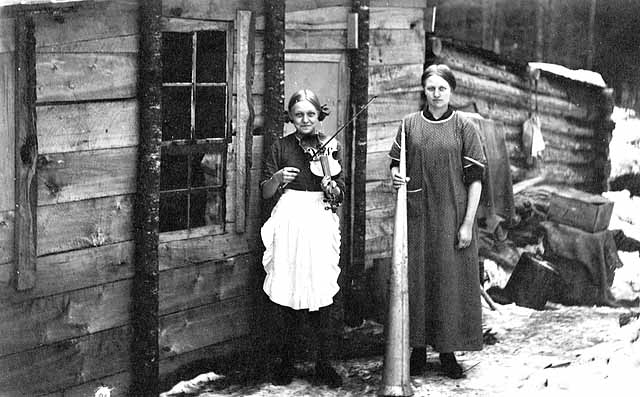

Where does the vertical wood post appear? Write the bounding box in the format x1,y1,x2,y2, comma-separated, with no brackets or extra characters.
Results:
14,11,37,291
132,1,161,395
345,0,370,326
261,0,285,223
235,10,255,233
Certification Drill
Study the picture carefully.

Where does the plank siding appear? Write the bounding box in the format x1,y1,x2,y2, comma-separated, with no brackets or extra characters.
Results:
0,211,14,265
38,195,134,256
36,53,137,103
37,100,138,154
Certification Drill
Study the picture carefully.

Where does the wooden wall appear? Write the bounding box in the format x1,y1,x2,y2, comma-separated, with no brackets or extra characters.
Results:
0,0,266,395
365,0,426,264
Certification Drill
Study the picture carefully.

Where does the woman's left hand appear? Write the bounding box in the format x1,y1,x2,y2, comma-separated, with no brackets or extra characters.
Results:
457,222,473,249
321,176,340,196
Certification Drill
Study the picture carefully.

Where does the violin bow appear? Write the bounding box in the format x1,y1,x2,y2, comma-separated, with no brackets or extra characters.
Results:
311,95,378,159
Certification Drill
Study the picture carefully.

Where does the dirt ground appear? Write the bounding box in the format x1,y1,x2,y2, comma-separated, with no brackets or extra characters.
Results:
161,299,640,397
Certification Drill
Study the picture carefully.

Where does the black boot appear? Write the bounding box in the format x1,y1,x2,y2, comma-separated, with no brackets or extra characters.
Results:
272,305,296,385
314,360,343,388
410,347,427,376
272,355,294,386
310,306,343,388
439,352,464,379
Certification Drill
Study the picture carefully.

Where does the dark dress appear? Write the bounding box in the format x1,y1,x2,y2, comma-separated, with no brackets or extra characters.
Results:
388,110,486,352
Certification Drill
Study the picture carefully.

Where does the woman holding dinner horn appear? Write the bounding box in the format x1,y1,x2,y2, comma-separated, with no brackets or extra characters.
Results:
389,64,486,379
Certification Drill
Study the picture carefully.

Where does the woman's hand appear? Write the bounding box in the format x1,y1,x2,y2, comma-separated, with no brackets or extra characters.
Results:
275,167,300,186
321,176,340,196
391,166,410,189
457,222,473,249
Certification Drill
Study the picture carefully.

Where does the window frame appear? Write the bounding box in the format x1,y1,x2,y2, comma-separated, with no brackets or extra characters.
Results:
159,18,233,243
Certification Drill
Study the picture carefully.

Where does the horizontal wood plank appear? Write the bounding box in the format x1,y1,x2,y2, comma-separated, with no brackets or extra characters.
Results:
285,6,349,30
42,371,132,397
0,279,132,356
160,253,258,315
369,29,425,66
34,1,137,50
161,0,263,21
0,241,134,303
37,99,139,154
37,147,137,205
0,325,132,396
38,194,134,256
160,295,255,359
370,7,424,30
159,232,252,271
36,53,137,103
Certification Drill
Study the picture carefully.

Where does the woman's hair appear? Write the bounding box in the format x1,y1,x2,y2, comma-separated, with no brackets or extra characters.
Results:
286,89,331,122
421,64,456,91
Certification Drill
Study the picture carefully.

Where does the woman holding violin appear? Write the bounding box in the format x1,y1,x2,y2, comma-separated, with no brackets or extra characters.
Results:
260,89,344,387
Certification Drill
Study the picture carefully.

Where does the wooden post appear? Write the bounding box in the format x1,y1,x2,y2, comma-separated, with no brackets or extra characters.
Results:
14,11,37,291
261,0,285,223
344,0,370,326
234,10,255,233
132,1,161,395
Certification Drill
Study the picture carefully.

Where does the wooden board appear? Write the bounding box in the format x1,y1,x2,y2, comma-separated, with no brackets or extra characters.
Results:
0,241,134,303
285,6,349,30
161,0,263,21
369,63,423,95
0,279,132,356
159,232,251,271
0,52,14,212
37,147,137,205
37,194,134,256
159,295,254,359
36,53,137,103
160,253,256,314
34,0,137,50
0,211,14,265
0,325,132,396
42,371,131,397
0,18,14,53
37,100,139,154
370,7,424,30
369,29,425,66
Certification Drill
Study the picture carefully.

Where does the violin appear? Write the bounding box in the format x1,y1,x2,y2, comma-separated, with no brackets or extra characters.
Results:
298,134,342,212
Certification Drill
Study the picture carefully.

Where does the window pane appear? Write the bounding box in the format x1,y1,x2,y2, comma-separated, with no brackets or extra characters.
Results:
160,191,188,232
160,149,188,190
196,30,226,83
193,152,224,188
162,87,191,141
162,32,192,83
190,188,224,227
195,86,226,139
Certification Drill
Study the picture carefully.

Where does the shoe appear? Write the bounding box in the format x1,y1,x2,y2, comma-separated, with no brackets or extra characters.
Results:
409,347,427,376
272,360,294,386
313,360,343,388
439,352,465,379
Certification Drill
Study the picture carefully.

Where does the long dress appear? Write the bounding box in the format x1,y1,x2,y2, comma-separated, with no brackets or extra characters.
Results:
388,110,486,352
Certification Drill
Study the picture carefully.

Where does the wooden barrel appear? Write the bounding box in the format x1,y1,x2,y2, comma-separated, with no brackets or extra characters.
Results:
504,252,560,310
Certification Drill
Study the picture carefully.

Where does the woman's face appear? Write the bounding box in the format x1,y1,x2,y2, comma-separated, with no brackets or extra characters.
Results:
424,74,452,111
290,100,319,135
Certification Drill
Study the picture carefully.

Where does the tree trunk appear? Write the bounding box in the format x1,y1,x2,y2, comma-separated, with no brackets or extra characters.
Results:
132,1,162,395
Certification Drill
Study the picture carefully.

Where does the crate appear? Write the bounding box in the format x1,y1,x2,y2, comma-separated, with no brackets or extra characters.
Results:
547,187,614,233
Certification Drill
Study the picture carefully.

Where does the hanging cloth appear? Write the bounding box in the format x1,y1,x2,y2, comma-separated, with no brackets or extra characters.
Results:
522,68,546,165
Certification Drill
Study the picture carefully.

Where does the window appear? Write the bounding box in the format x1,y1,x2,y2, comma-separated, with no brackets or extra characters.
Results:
160,25,231,234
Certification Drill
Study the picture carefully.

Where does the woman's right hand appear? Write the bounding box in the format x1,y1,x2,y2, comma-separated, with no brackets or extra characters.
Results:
391,166,410,189
275,167,300,186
